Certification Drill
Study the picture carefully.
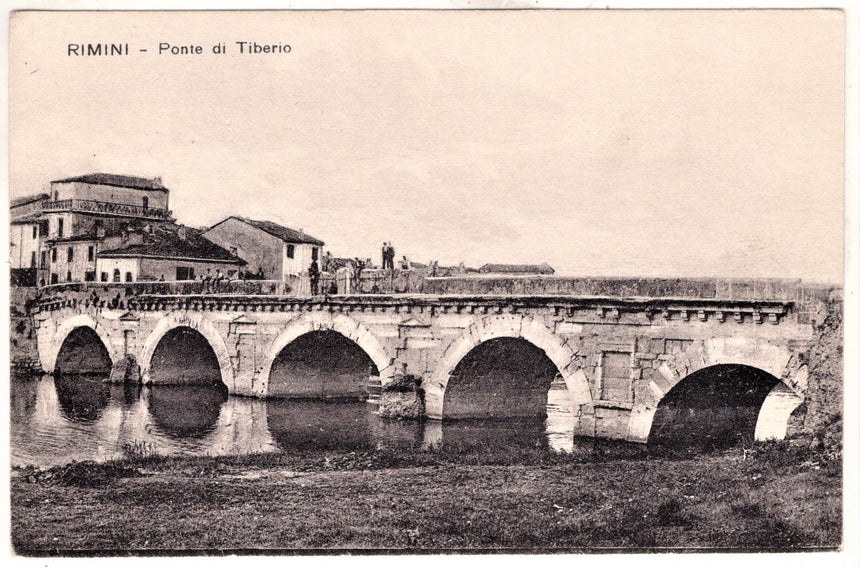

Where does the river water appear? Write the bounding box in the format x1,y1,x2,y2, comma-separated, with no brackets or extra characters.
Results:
10,375,578,468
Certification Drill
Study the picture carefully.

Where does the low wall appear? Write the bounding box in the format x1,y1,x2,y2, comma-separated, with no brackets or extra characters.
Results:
423,275,834,301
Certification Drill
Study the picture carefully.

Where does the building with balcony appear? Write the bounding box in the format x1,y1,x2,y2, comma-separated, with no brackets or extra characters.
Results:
202,216,325,280
44,173,172,239
38,173,175,285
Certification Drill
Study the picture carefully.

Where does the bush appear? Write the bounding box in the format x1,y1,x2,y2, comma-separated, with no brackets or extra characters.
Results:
120,440,158,462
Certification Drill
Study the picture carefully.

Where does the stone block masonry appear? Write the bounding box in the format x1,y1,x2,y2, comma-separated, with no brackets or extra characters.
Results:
29,278,835,443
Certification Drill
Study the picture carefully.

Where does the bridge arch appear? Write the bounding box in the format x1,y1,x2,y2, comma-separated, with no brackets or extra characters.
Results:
627,337,804,443
425,315,592,419
46,314,121,374
139,312,234,388
259,312,394,397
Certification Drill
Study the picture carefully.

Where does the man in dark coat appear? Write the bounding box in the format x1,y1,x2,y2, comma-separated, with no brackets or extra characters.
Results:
309,260,320,295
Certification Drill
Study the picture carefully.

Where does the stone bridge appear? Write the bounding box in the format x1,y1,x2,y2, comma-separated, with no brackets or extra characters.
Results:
31,280,833,443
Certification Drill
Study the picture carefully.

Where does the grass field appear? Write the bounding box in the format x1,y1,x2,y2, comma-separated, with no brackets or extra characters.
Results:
10,440,841,554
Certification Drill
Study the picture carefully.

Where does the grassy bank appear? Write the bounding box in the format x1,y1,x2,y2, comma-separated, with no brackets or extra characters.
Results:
11,441,841,554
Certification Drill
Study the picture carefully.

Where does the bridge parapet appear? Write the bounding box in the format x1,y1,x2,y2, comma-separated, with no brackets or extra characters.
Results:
33,292,803,327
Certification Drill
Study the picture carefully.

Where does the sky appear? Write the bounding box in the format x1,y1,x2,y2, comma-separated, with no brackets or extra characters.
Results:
8,9,846,282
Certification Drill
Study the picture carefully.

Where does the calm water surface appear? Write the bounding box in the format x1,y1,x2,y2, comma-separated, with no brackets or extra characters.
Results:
11,375,577,468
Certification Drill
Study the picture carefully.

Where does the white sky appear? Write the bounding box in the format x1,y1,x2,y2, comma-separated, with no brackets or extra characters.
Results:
8,9,845,282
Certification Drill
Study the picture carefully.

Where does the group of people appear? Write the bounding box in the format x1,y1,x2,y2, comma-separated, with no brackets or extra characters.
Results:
381,242,396,270
200,269,230,292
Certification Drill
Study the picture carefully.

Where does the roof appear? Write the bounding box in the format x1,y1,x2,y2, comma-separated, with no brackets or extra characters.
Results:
10,193,48,209
209,216,325,246
99,225,246,264
51,173,168,192
45,234,103,244
10,212,45,225
478,262,555,275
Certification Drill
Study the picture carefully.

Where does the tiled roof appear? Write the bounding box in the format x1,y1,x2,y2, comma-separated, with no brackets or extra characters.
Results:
478,262,555,275
99,225,246,264
213,216,325,246
51,173,168,192
10,193,48,208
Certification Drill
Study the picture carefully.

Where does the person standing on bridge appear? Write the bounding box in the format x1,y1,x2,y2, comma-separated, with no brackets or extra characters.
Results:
309,260,320,296
381,242,390,270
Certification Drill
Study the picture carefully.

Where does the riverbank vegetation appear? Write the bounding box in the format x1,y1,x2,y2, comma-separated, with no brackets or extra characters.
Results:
11,438,841,554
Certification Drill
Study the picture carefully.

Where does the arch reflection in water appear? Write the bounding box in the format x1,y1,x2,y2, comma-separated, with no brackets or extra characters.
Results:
146,384,229,439
649,364,780,449
266,399,423,451
54,372,112,423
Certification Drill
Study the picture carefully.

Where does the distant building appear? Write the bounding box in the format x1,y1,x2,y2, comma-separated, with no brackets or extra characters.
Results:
478,262,555,275
10,193,49,221
202,216,324,280
97,224,245,283
9,194,48,277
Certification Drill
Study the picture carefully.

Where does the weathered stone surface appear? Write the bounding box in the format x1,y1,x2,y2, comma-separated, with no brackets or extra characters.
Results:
800,295,842,443
377,391,424,419
30,283,833,442
107,354,140,383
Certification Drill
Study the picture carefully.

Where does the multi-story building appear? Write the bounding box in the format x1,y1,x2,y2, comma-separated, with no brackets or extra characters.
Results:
202,216,324,280
9,194,49,285
39,173,174,285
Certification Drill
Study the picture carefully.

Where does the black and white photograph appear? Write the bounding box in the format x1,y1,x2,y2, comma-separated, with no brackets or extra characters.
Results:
4,1,856,558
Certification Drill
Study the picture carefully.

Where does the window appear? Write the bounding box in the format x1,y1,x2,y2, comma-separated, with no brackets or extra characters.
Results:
85,271,95,282
125,272,133,282
113,269,121,283
67,247,74,262
88,246,94,261
286,244,295,259
51,248,57,263
50,273,58,284
40,251,47,269
100,272,108,282
142,196,149,210
311,247,319,261
30,251,36,268
600,351,632,402
58,218,64,237
32,226,37,239
66,271,72,282
176,266,195,281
